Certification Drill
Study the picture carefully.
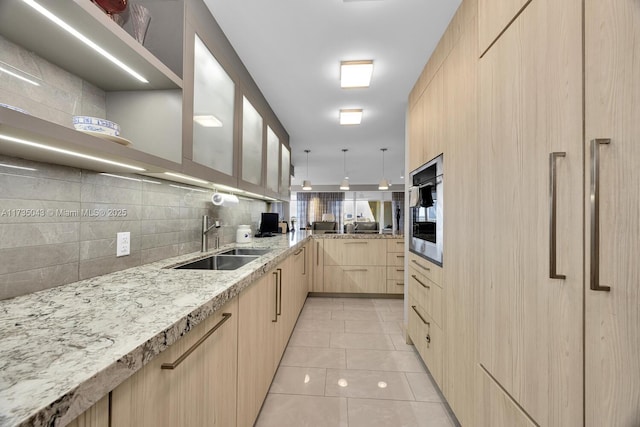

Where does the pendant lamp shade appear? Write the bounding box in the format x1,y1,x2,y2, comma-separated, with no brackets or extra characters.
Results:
340,148,350,190
303,149,312,190
378,148,389,190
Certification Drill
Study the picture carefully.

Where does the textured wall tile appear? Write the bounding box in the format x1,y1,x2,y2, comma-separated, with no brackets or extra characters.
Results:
80,184,142,205
0,200,81,224
0,243,78,275
0,173,81,202
0,263,79,300
79,236,141,261
141,244,181,265
140,232,182,250
79,220,141,241
79,253,142,280
0,223,79,249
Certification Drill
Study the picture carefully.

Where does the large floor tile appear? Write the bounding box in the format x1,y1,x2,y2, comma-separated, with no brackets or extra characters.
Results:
347,398,455,427
378,310,405,321
269,366,327,396
345,320,403,334
389,333,416,352
325,369,415,401
288,330,332,348
256,394,348,427
405,372,444,402
330,332,395,350
304,297,345,311
295,318,345,333
298,307,333,320
281,346,347,369
331,310,384,321
346,349,426,372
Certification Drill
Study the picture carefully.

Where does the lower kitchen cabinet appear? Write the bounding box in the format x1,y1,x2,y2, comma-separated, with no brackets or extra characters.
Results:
67,395,109,427
311,239,324,292
408,296,444,387
111,298,238,427
324,266,386,293
237,254,306,427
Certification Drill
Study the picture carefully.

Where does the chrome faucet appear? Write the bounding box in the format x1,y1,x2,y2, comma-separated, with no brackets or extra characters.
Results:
202,215,220,252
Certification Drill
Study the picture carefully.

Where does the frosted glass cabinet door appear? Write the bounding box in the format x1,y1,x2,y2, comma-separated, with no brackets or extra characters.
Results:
192,35,235,175
266,126,280,193
242,97,263,185
280,144,290,196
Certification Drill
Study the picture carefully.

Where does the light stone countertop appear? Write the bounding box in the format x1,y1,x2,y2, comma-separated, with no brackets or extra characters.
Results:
0,232,403,427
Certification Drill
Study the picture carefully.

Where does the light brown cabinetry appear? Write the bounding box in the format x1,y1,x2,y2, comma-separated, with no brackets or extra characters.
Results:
237,253,305,427
111,298,238,427
311,239,325,292
67,395,110,427
386,238,405,294
478,0,527,55
322,239,389,294
477,0,583,425
584,0,640,424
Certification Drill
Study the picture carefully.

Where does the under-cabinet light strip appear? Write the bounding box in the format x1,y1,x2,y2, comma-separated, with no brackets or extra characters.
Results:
0,162,37,171
164,172,208,184
22,0,149,84
0,133,146,171
169,184,207,192
0,65,40,86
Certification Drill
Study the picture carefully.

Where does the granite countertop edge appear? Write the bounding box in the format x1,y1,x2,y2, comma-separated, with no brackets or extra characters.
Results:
0,233,403,427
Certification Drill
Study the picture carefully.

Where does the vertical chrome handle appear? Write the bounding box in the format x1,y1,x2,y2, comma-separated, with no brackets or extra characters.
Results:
590,139,611,291
277,268,283,314
272,271,279,322
316,241,320,265
302,247,306,275
549,152,567,279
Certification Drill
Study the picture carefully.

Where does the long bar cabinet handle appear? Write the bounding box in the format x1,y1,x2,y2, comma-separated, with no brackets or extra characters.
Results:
344,268,368,272
316,241,320,265
549,152,567,279
590,139,611,291
277,268,283,315
345,241,368,244
411,259,430,271
294,248,303,255
161,313,232,370
411,274,430,289
302,246,306,275
411,305,430,326
272,271,279,322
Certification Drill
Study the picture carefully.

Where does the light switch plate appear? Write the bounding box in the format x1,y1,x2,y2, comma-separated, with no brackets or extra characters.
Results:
116,232,130,257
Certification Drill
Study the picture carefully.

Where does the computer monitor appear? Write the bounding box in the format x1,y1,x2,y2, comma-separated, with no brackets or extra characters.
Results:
259,212,279,237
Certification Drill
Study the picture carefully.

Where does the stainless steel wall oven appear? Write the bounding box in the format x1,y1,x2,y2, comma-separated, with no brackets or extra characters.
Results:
409,154,443,266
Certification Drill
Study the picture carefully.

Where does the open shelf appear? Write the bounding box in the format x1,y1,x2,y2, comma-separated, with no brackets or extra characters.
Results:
0,0,182,91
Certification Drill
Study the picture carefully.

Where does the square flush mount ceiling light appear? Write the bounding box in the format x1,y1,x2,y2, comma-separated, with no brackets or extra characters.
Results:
340,60,373,88
193,115,223,127
340,109,363,125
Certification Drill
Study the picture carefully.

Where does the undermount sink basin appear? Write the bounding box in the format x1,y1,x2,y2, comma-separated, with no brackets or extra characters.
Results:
217,248,272,256
174,255,259,270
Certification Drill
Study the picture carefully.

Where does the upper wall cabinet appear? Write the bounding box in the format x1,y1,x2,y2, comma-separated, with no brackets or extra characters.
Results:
0,0,184,171
478,0,528,55
240,96,264,188
280,143,290,198
191,34,235,177
265,126,280,194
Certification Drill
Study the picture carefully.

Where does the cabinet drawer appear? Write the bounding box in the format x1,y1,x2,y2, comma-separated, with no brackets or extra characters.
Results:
408,296,443,388
324,239,386,265
386,279,404,294
323,266,386,293
386,239,405,253
387,266,404,281
408,271,443,328
386,252,406,267
408,253,443,285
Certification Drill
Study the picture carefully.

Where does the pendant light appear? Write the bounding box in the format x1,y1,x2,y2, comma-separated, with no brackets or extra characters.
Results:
378,148,389,190
302,149,312,190
340,148,350,190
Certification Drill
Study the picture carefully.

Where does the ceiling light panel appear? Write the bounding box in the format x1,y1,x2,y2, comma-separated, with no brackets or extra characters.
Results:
340,60,373,88
340,109,363,125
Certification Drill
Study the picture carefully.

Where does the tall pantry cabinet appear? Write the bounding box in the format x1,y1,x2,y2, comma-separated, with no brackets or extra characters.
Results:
584,0,640,425
477,0,584,425
408,0,640,425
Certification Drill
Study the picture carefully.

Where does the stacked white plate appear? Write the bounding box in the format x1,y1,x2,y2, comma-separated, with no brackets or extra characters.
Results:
73,116,130,145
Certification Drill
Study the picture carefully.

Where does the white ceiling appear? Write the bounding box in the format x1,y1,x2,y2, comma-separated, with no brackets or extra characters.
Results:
204,0,461,187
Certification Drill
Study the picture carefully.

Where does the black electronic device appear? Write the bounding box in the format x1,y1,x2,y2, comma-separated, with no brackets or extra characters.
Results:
256,212,279,237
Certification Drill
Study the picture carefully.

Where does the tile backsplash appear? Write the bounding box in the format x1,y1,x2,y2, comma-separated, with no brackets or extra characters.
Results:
0,155,270,300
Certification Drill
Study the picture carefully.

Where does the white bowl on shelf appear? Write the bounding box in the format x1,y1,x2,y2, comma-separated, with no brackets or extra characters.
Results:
73,116,120,136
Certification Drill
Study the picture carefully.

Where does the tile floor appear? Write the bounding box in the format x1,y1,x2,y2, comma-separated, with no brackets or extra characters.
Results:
255,297,459,427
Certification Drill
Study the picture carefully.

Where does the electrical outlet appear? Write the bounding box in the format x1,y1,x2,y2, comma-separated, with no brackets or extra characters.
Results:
116,232,130,257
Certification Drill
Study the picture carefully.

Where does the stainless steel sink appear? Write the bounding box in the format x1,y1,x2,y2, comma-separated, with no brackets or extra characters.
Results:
217,248,272,256
174,255,259,270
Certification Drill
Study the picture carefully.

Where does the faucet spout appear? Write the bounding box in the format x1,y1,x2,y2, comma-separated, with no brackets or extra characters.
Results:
202,215,220,252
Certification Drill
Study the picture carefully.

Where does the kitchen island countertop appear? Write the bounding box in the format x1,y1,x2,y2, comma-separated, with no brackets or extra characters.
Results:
0,232,403,427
